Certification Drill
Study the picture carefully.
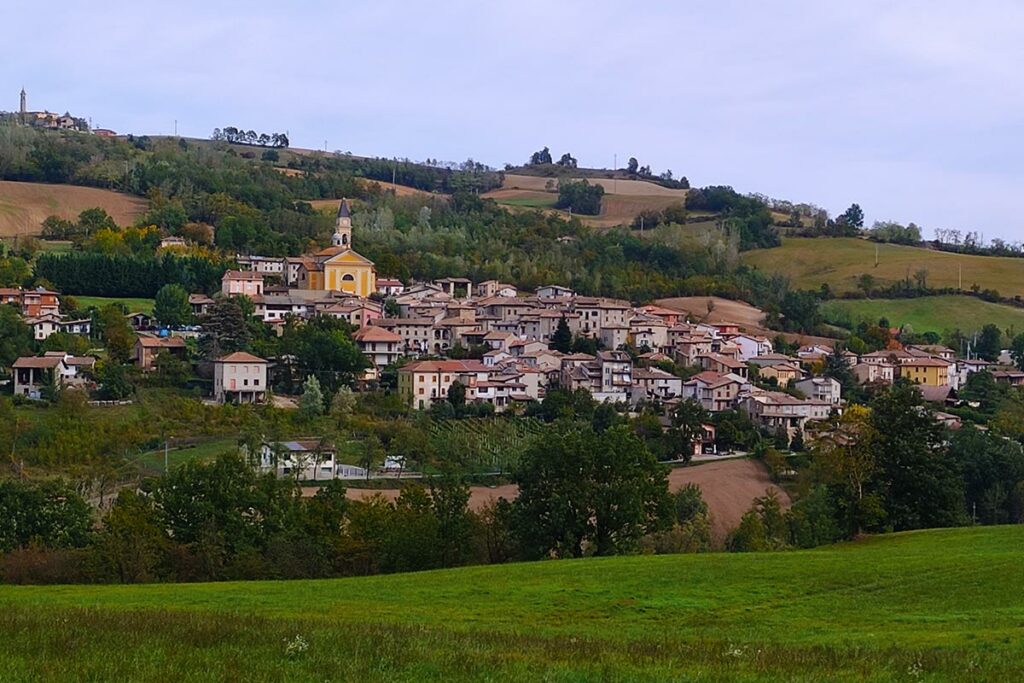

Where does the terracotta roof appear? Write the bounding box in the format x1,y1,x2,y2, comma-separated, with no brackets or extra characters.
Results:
136,336,187,348
353,325,402,343
216,352,267,363
399,359,488,373
223,270,263,280
13,356,64,369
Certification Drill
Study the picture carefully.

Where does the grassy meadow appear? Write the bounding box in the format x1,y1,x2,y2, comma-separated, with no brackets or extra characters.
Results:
822,295,1024,335
743,237,1024,298
73,295,155,314
2,525,1023,681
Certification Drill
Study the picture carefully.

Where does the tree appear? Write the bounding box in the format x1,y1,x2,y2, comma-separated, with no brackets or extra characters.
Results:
626,157,639,174
513,423,671,558
975,323,1003,362
153,284,191,328
0,304,32,368
556,152,577,168
96,304,135,363
300,375,325,420
813,405,881,535
838,203,864,229
555,179,604,215
529,147,552,165
1010,333,1024,371
868,382,966,531
77,207,117,234
664,399,710,462
96,361,134,400
550,316,572,353
96,489,167,583
447,380,466,413
199,297,251,359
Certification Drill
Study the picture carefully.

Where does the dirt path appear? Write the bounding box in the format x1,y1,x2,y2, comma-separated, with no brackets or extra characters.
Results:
331,458,786,543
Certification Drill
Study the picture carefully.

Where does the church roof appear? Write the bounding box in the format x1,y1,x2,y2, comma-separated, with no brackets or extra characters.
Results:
337,199,351,218
322,248,375,266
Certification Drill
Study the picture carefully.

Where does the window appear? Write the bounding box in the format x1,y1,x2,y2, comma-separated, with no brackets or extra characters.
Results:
342,274,355,282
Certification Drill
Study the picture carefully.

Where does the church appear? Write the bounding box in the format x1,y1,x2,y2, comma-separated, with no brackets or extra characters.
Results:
295,200,377,298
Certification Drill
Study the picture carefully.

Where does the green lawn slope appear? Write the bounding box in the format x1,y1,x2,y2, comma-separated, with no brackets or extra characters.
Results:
822,295,1024,335
743,237,1024,298
2,526,1023,681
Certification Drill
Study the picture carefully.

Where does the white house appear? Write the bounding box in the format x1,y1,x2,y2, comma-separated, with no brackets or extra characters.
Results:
794,376,842,405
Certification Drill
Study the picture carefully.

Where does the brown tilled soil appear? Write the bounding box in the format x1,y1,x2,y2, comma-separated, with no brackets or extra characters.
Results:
655,295,840,346
0,180,148,236
502,174,688,198
332,458,786,545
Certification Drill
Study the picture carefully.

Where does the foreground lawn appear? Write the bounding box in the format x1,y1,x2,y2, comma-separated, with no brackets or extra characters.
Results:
822,294,1024,334
743,237,1024,298
1,526,1023,680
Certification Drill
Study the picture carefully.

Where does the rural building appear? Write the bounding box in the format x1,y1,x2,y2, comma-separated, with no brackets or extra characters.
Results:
221,270,265,297
294,200,376,297
353,325,403,368
213,352,268,404
134,335,188,370
257,440,336,481
398,359,490,410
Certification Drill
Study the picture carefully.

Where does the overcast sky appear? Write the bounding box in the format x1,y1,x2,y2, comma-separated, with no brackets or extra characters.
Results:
4,1,1022,240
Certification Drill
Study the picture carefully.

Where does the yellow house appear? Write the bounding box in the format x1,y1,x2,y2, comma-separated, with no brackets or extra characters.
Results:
759,362,802,388
296,199,376,298
898,358,950,387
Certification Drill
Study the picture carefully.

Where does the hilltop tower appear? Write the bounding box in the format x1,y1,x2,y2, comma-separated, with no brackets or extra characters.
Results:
332,199,352,248
19,87,26,125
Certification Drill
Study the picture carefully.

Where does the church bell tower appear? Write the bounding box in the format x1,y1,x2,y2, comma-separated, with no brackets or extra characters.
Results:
332,199,352,248
19,87,27,125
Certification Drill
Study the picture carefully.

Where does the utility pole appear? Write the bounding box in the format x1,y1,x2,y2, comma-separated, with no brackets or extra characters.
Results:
613,153,617,194
174,119,177,136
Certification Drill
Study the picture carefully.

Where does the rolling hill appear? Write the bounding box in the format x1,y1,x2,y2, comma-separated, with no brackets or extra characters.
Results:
1,525,1021,680
743,237,1024,298
822,295,1024,335
0,180,148,237
484,173,688,228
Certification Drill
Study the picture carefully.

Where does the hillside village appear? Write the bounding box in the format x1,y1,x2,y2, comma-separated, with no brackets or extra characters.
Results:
5,197,1012,481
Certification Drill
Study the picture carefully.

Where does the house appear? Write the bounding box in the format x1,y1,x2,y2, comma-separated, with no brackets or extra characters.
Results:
794,376,842,405
740,391,832,441
134,335,188,370
25,314,61,341
726,334,773,361
697,353,749,378
398,359,490,410
353,325,403,368
59,318,92,336
11,353,94,398
236,255,285,275
628,318,669,351
213,352,268,404
599,324,629,351
897,357,952,387
127,312,155,331
221,270,265,297
682,371,748,412
258,440,336,481
632,367,684,402
159,236,189,250
475,280,518,298
852,362,894,385
189,293,215,317
19,288,60,317
560,351,633,402
376,278,405,297
758,362,803,388
535,284,574,299
371,318,435,355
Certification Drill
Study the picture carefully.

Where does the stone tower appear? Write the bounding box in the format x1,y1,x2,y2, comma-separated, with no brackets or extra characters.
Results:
19,87,26,125
332,199,352,248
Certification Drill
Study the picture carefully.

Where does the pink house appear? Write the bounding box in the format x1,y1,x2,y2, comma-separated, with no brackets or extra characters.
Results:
221,270,264,297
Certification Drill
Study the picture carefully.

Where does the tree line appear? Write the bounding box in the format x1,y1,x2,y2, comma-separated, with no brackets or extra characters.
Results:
210,128,289,148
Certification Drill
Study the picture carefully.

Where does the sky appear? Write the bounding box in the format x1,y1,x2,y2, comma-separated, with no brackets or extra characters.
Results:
4,1,1023,240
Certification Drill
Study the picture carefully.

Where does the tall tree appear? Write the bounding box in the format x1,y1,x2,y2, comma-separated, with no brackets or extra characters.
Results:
153,284,192,328
550,316,572,353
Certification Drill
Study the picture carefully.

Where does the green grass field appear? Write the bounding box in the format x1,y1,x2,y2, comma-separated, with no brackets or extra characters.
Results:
494,195,558,209
73,295,155,314
822,295,1024,335
131,437,238,476
2,526,1022,681
743,237,1024,298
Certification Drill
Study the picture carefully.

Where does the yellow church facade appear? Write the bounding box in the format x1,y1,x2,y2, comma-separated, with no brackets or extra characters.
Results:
296,199,377,298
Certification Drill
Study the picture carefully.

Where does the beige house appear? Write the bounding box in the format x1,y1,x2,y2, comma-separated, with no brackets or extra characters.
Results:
213,352,268,404
353,325,403,368
758,362,803,388
398,359,490,410
134,335,188,370
221,270,265,297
